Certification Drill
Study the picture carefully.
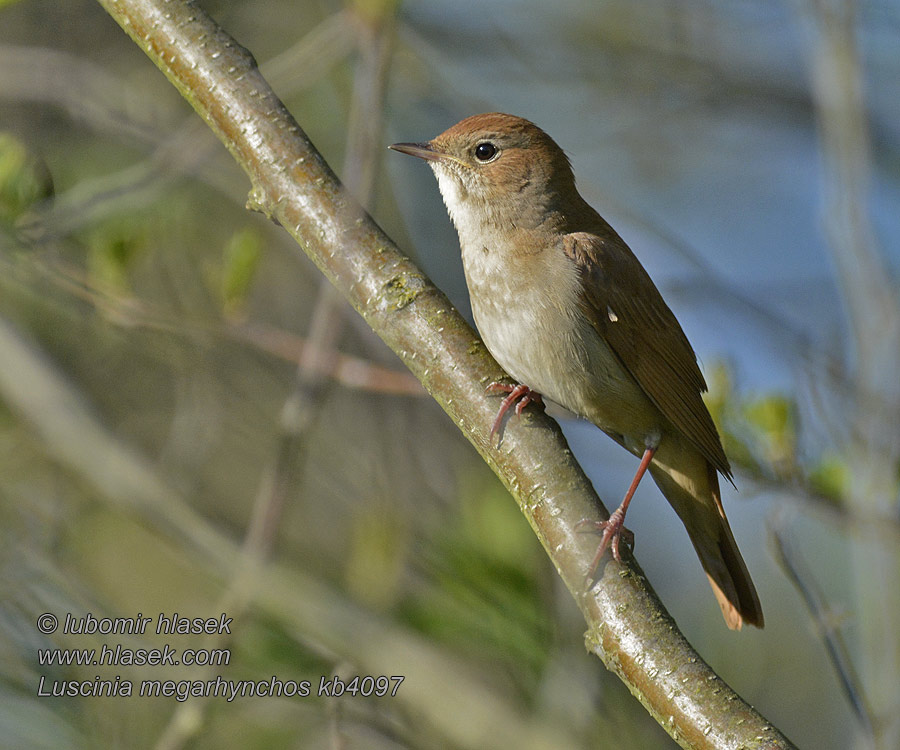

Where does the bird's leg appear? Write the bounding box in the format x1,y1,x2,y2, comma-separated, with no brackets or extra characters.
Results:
578,444,657,581
485,382,544,439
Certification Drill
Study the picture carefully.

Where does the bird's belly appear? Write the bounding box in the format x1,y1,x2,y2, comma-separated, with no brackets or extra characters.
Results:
471,291,660,443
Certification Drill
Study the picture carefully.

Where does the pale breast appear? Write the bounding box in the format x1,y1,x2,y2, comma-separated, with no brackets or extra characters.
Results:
460,239,661,441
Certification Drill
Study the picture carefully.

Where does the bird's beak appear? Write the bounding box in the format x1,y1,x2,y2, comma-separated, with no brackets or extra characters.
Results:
389,142,444,162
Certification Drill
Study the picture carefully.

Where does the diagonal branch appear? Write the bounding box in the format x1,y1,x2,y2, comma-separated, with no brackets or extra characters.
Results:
94,0,796,747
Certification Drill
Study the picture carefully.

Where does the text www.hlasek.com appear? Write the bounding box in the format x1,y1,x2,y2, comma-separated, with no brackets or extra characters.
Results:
38,643,228,667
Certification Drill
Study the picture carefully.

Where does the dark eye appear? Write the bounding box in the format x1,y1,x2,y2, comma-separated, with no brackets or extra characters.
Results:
474,142,498,162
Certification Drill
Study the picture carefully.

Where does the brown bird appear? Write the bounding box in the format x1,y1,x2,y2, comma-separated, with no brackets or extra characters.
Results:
390,113,763,629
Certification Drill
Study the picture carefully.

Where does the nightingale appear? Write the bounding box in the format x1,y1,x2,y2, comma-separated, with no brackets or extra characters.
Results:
390,113,763,630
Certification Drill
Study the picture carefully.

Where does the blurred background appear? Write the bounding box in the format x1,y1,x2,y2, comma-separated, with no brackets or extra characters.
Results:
2,0,899,748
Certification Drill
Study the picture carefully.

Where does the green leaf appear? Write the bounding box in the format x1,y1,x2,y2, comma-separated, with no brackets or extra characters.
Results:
86,226,143,294
0,133,53,225
808,454,849,503
743,393,796,470
220,227,263,315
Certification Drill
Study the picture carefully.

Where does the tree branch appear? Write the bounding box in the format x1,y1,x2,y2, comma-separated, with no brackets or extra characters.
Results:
94,0,796,747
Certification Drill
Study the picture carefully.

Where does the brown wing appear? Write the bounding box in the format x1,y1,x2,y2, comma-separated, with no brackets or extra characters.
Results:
563,227,732,480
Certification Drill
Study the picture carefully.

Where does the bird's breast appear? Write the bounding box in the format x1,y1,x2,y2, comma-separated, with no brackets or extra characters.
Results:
460,238,660,441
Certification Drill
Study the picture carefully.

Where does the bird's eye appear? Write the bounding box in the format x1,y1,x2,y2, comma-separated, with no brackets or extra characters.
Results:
474,142,498,162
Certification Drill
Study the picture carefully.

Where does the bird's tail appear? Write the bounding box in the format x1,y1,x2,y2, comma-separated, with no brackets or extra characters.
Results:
649,442,764,630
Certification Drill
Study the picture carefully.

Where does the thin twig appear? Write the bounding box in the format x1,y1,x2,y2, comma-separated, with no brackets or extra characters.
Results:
0,252,423,395
768,509,874,735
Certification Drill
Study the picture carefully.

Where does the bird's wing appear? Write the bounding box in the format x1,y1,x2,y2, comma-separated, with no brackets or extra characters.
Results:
563,228,732,479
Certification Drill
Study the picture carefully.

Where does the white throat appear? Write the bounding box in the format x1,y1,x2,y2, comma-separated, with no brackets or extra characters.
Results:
431,165,492,254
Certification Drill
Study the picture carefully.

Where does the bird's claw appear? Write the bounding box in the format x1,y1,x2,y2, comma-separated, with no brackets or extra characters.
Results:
577,510,635,582
486,382,544,440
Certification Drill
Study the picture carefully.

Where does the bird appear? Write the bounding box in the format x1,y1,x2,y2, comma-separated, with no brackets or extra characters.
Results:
390,113,763,629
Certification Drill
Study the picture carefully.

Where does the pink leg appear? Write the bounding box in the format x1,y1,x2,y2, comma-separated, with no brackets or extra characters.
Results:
578,444,657,581
485,382,544,440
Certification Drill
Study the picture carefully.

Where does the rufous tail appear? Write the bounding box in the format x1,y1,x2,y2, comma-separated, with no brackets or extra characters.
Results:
649,443,764,630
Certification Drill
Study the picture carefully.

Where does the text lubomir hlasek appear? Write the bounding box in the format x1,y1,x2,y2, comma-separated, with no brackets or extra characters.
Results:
62,612,233,636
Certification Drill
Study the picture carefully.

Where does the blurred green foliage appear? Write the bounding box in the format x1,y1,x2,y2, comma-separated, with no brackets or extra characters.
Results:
742,393,796,475
807,454,849,504
217,228,264,317
85,218,146,295
0,132,52,225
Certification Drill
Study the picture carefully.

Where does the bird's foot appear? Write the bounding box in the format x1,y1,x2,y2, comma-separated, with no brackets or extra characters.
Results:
577,507,635,581
577,444,654,583
486,382,544,440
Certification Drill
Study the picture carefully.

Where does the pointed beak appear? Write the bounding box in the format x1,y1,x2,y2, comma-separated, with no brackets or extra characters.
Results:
389,142,444,162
